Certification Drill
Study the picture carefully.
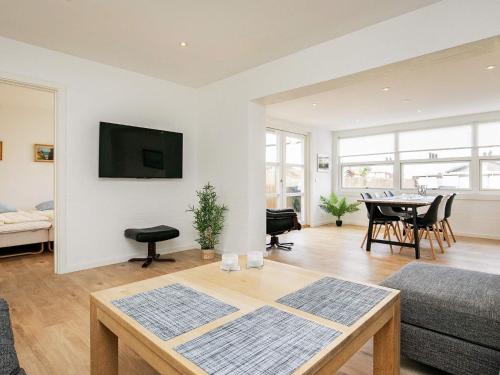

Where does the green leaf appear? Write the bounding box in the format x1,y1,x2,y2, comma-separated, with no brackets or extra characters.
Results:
187,182,228,249
318,193,359,220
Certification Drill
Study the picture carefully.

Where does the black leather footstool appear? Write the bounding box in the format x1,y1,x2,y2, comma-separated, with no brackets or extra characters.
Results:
124,225,179,268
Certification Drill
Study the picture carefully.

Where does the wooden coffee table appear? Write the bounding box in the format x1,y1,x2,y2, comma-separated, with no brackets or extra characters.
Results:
90,258,400,374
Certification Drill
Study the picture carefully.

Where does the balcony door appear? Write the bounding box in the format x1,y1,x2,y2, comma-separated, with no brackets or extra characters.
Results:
265,129,307,223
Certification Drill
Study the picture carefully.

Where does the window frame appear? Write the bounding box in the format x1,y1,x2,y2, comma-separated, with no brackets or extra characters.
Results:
340,163,395,190
479,159,500,191
400,160,472,191
336,120,500,194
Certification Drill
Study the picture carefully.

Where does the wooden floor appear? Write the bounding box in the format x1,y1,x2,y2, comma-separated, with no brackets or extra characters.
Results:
1,225,499,375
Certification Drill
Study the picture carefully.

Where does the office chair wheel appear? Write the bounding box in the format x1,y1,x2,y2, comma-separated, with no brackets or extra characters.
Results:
266,236,294,251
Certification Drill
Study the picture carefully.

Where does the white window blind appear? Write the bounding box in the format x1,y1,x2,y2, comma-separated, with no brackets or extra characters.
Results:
399,125,472,152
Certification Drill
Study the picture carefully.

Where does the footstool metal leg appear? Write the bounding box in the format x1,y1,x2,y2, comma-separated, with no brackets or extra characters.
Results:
125,225,180,267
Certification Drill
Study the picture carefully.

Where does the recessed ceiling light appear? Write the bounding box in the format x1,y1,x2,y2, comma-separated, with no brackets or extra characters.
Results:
417,109,422,113
486,65,496,70
179,42,188,47
312,103,317,107
382,87,390,92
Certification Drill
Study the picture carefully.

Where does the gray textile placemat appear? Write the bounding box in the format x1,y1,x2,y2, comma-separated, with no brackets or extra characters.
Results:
175,305,341,375
111,283,238,340
276,277,390,326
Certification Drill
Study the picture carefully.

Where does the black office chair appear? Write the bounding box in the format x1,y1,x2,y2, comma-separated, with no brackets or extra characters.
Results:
266,209,302,251
402,195,444,259
443,193,457,243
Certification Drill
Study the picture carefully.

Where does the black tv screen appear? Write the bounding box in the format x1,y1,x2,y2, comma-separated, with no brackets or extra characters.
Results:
99,122,183,178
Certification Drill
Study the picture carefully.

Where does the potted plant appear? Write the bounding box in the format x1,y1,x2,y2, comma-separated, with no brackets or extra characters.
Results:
187,183,228,260
319,192,360,227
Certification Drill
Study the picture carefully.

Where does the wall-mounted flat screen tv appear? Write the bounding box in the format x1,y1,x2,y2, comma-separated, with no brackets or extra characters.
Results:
99,122,183,178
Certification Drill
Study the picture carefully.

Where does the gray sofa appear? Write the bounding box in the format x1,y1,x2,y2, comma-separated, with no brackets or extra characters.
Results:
381,263,500,375
0,299,25,375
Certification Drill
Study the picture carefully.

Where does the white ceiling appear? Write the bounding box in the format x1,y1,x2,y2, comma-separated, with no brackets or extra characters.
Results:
0,0,438,87
266,37,500,131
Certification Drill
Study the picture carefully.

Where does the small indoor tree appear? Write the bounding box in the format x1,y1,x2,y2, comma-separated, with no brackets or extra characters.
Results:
187,183,228,259
319,192,360,227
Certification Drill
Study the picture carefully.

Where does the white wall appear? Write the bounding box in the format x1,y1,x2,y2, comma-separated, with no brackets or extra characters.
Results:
0,36,198,273
2,0,500,271
266,117,333,227
198,0,500,254
0,85,54,209
333,110,500,240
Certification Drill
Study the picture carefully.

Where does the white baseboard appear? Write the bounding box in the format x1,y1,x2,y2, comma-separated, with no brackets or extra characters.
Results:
62,242,198,274
310,218,335,227
453,231,500,240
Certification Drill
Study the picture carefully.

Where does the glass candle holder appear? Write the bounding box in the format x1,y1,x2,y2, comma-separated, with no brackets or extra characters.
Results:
247,251,264,268
220,253,240,271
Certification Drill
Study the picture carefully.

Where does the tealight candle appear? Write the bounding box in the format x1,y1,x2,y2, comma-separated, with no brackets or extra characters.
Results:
247,251,264,268
220,253,240,271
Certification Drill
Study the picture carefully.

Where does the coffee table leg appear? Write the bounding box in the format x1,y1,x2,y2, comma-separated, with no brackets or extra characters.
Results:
90,299,118,375
374,298,400,375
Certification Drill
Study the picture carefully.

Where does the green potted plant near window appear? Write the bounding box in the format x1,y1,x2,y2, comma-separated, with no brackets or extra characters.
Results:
319,192,360,227
188,183,228,260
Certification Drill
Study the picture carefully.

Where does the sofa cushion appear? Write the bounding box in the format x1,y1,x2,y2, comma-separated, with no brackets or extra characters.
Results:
381,263,500,350
401,322,500,375
0,299,24,375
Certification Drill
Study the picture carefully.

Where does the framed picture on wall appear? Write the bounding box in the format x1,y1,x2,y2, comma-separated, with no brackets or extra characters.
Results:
34,144,54,162
317,154,330,172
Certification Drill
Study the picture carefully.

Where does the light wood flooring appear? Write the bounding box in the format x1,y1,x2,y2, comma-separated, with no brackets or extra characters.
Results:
1,224,499,375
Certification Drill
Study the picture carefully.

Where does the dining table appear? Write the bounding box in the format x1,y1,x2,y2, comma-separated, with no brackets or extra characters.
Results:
357,195,435,259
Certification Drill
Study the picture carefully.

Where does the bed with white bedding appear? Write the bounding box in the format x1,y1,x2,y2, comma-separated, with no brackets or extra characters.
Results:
31,209,55,242
0,210,52,257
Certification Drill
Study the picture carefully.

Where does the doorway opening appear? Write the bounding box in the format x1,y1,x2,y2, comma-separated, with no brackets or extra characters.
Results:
0,79,57,272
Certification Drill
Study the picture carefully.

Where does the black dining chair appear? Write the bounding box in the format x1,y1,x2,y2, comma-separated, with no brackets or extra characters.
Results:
360,192,402,252
383,190,409,217
402,195,443,259
443,193,457,243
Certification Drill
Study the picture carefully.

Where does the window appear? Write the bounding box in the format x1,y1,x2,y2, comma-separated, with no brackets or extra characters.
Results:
338,120,500,192
266,130,307,222
401,162,470,190
481,160,500,190
342,165,393,189
478,122,500,157
399,125,472,160
339,133,394,163
266,132,278,163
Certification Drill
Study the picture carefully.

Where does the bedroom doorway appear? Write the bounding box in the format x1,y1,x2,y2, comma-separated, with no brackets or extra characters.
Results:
0,79,58,272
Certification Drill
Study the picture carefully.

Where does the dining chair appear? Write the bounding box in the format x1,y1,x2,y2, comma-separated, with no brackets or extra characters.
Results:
443,193,457,243
360,192,402,253
383,190,409,217
401,195,444,259
436,195,452,248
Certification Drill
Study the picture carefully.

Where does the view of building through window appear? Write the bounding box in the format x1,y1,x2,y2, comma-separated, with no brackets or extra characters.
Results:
338,121,500,191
